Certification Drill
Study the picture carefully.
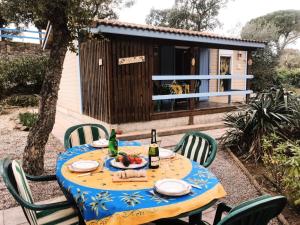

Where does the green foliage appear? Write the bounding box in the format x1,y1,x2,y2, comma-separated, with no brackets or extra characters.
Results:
146,0,228,31
3,95,39,107
0,56,48,98
277,67,300,88
0,0,133,51
262,134,300,206
222,88,292,161
279,49,300,69
19,112,38,128
241,10,300,55
250,48,279,92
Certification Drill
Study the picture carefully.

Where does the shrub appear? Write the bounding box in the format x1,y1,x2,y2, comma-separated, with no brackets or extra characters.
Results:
222,88,292,161
19,112,38,128
3,94,39,107
0,56,48,98
263,134,300,207
277,68,300,88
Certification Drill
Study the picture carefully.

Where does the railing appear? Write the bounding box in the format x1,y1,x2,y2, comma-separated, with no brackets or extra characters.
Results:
0,28,45,41
152,75,253,101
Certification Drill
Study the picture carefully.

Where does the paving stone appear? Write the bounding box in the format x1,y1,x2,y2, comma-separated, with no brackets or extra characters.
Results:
0,210,4,225
3,206,27,225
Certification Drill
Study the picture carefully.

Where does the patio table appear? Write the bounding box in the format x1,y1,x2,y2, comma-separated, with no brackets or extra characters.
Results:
56,142,226,225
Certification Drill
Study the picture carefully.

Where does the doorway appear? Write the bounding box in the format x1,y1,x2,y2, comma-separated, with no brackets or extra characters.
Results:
219,55,232,91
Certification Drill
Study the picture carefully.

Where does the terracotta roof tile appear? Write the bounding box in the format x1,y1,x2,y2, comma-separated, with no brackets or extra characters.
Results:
95,19,265,44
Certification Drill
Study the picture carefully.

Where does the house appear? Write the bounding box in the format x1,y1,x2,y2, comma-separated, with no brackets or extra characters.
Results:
56,20,264,133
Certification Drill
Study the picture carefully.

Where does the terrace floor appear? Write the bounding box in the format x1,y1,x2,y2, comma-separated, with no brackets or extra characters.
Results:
0,109,280,225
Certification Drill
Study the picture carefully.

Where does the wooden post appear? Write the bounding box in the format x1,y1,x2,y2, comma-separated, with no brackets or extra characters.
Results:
189,47,197,125
246,51,253,103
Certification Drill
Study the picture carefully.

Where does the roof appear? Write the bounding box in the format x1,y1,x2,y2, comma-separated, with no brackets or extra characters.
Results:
91,19,265,49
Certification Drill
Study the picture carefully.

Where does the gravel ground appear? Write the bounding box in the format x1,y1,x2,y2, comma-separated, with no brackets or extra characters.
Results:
0,109,64,210
0,109,280,224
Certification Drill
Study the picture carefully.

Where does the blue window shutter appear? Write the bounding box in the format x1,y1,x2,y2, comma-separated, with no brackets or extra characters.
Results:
199,48,210,101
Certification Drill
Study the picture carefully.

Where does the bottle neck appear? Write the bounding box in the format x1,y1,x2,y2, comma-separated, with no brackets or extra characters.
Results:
151,129,157,144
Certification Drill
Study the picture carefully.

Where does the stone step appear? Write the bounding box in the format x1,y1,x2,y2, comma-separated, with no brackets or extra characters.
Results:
117,122,226,141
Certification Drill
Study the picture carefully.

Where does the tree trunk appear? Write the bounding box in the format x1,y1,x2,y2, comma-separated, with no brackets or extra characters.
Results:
23,26,69,175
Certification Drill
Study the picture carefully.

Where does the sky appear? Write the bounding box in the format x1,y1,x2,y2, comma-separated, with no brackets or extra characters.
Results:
118,0,300,49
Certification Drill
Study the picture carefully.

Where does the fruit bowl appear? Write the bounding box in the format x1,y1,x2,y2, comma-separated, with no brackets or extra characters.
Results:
110,152,148,169
110,157,147,169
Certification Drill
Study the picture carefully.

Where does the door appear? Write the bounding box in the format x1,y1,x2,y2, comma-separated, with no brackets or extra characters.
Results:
199,48,210,101
220,56,232,91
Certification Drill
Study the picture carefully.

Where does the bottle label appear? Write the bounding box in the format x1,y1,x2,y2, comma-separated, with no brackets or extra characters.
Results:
151,156,159,166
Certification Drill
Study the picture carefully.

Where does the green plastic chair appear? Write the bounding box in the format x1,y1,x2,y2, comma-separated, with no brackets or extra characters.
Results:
207,195,287,225
174,131,217,167
64,123,109,149
0,158,80,225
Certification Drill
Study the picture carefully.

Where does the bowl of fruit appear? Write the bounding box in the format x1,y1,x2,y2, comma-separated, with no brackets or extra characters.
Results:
110,152,148,169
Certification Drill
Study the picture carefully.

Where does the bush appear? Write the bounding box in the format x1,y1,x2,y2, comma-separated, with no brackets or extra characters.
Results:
263,134,300,206
3,94,39,107
19,112,38,128
221,88,295,161
277,67,300,88
0,56,48,98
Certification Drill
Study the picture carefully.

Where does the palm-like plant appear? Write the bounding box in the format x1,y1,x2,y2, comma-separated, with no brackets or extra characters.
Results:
222,88,291,161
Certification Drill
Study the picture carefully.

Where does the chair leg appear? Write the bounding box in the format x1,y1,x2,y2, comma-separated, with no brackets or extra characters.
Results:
189,213,206,225
213,203,231,225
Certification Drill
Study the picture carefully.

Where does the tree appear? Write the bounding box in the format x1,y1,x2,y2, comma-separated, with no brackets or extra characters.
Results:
241,10,300,56
241,10,300,91
279,49,300,69
0,0,133,175
146,0,228,31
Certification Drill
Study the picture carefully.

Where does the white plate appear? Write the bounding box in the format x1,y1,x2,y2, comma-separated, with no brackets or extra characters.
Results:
154,179,191,196
159,148,175,159
110,157,148,169
91,139,109,148
69,160,99,172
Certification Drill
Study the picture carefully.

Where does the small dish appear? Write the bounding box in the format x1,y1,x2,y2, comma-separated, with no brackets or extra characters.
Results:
91,139,109,148
154,179,191,196
68,160,99,173
159,148,175,159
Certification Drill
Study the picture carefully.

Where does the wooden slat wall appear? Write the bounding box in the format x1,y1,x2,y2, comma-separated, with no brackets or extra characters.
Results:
80,39,111,123
109,36,153,124
80,37,153,124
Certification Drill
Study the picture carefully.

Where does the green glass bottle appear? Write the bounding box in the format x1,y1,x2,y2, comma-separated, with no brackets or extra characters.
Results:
149,129,159,169
108,129,118,157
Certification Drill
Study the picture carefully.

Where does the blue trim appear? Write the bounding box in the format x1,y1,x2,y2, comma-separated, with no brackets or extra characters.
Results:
152,75,254,80
0,28,45,34
0,34,44,40
91,25,265,49
152,90,253,100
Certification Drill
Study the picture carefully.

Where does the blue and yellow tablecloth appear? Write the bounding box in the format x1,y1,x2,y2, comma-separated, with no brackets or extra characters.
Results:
56,142,226,225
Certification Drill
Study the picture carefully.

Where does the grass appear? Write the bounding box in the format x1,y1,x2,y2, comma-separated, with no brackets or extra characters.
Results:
19,112,38,128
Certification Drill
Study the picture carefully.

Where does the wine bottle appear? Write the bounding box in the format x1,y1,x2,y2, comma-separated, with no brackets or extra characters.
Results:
149,129,159,169
108,129,118,157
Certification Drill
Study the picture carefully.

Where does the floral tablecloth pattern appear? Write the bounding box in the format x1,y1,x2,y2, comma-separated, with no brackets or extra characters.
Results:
56,142,226,225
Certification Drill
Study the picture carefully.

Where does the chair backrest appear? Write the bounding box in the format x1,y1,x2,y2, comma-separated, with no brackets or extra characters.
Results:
1,159,38,225
64,123,109,149
177,131,217,167
218,196,287,225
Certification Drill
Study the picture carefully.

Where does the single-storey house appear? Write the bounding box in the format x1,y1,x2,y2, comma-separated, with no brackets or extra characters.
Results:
56,20,265,132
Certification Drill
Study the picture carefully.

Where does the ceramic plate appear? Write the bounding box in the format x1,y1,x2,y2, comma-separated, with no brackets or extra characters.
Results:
110,158,148,169
154,179,191,196
159,148,175,159
69,160,99,172
91,139,109,148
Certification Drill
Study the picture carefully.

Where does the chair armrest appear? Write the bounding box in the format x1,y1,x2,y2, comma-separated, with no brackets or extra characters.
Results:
213,203,232,225
26,174,57,182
